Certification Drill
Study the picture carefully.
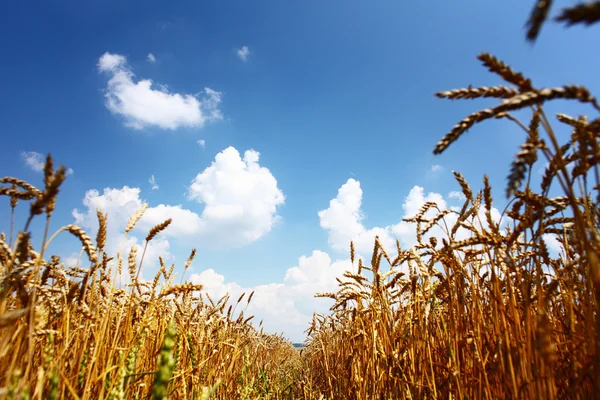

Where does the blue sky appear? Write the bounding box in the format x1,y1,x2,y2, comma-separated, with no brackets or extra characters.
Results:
1,0,599,342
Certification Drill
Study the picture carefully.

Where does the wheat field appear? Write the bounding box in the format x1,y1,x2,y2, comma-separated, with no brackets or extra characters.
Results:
2,2,600,399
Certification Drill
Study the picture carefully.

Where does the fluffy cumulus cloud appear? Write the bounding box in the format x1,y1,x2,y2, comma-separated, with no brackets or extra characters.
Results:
448,191,466,201
21,151,73,175
97,52,222,130
543,233,565,254
73,186,146,233
390,185,506,249
185,179,511,341
284,250,354,287
187,146,285,248
318,179,396,255
118,235,171,283
139,204,205,238
319,178,506,256
72,146,284,252
190,269,242,301
184,176,565,342
71,186,173,278
189,250,355,342
236,46,250,62
388,186,451,249
66,169,543,341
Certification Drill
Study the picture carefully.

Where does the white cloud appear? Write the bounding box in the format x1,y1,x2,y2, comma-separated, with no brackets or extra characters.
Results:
319,179,506,255
318,179,395,255
543,233,564,255
72,146,284,250
236,46,250,62
149,175,159,190
21,151,74,175
98,53,127,72
200,88,223,121
388,186,450,248
122,235,171,281
189,250,355,342
21,151,44,172
71,187,173,277
68,174,512,342
253,180,506,337
188,179,540,343
147,53,156,63
73,186,145,232
97,52,222,130
448,191,466,201
400,186,446,218
189,268,241,301
197,139,206,148
430,164,443,173
186,146,285,248
139,204,205,238
63,252,84,268
284,250,354,287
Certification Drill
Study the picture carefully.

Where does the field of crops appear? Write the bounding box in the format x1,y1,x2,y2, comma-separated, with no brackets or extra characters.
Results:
2,2,600,399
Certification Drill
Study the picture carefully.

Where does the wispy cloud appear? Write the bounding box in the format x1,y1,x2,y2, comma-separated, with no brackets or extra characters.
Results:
21,151,45,172
149,175,159,190
21,151,73,175
147,53,156,63
97,52,223,130
236,46,250,62
158,21,171,32
430,164,443,173
197,139,206,148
